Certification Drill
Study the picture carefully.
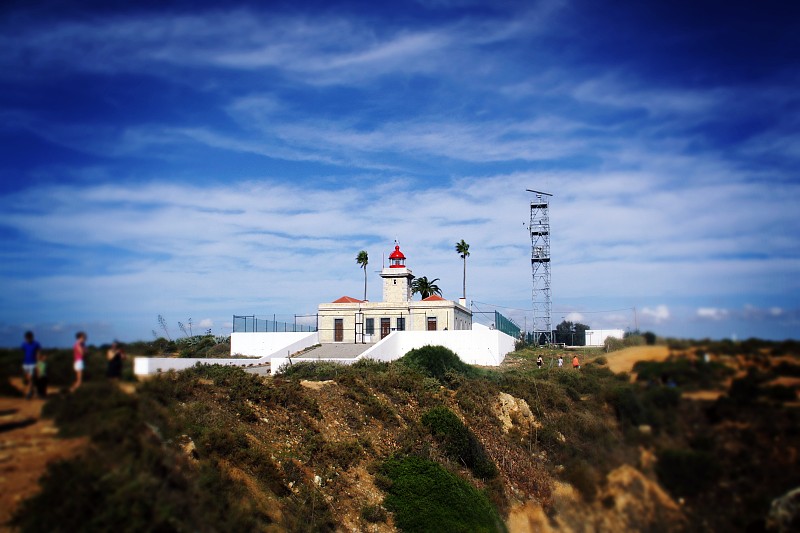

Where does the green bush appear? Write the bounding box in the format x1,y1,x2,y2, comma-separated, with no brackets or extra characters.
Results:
562,458,599,501
379,456,505,533
185,366,322,418
604,383,680,433
774,361,800,377
398,345,476,382
727,369,767,405
361,504,388,523
421,406,497,479
633,357,733,390
656,448,721,497
605,385,648,427
604,337,625,352
624,335,645,347
15,408,267,533
760,385,797,403
41,382,140,443
280,360,350,380
309,438,363,470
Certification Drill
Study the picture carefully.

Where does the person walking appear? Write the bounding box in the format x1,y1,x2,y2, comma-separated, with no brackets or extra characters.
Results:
536,355,544,369
72,331,87,392
34,352,48,398
21,331,41,400
557,355,564,368
106,341,125,379
572,355,580,370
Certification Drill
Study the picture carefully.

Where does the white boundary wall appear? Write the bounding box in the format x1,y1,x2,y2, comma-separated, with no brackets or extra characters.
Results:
134,332,319,376
231,331,320,358
585,329,625,347
271,324,515,372
134,356,268,375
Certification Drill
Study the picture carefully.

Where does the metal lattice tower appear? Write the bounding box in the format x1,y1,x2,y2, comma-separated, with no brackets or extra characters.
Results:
527,189,553,345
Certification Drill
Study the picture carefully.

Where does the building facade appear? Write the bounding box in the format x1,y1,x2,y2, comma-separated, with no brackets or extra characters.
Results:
317,245,472,343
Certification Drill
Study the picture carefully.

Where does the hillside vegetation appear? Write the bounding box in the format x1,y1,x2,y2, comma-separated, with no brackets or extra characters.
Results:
2,341,799,532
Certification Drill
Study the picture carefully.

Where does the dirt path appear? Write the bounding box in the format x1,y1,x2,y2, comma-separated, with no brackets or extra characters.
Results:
605,345,670,374
0,381,85,530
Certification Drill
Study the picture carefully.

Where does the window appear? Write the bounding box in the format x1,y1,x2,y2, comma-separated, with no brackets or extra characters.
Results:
427,317,437,331
396,317,405,331
365,318,375,335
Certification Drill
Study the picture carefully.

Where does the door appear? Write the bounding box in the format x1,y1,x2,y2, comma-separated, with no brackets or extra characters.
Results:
334,318,343,342
380,318,391,339
427,317,437,331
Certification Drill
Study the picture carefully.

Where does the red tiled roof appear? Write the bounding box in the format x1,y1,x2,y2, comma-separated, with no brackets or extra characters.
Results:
422,295,447,301
332,296,364,303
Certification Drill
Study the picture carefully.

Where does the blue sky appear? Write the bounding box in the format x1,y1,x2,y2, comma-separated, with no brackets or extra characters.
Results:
1,0,799,347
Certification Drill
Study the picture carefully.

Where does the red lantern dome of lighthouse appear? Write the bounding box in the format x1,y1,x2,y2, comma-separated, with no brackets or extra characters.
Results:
388,244,406,268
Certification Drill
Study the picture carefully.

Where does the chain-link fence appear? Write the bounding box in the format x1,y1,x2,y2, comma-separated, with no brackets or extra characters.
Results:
232,315,317,333
494,311,521,339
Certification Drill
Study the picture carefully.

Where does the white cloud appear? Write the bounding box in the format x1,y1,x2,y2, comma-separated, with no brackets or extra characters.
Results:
640,305,670,324
697,307,729,321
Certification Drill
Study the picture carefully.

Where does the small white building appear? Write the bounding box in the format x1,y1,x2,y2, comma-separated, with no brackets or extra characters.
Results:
317,244,472,343
584,329,625,347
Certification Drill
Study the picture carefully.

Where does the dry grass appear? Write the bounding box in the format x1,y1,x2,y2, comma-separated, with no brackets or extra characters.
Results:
606,345,670,374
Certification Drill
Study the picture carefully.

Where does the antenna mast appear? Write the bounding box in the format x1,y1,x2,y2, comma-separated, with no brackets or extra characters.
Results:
527,189,553,345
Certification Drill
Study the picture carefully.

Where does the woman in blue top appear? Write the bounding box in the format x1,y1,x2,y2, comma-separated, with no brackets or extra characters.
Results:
21,331,41,400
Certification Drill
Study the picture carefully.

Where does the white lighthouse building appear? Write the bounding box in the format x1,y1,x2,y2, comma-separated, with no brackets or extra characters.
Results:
136,242,517,376
317,244,473,344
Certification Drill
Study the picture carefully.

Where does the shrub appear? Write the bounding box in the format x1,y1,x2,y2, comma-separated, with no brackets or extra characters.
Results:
42,382,140,443
771,340,800,356
16,403,267,532
421,406,497,479
562,459,599,501
379,456,504,533
281,484,337,532
361,504,388,523
604,337,625,353
309,438,363,470
656,448,721,497
633,357,732,390
624,335,645,347
398,345,475,382
761,385,797,403
727,369,767,405
774,361,800,377
280,361,350,380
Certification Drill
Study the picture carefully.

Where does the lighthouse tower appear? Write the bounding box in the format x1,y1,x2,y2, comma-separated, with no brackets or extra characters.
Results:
382,244,414,303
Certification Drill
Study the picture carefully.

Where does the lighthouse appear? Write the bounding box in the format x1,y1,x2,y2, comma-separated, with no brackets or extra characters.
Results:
382,244,414,303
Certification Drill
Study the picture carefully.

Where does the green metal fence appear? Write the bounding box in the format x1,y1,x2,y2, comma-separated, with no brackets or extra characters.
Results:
494,311,521,339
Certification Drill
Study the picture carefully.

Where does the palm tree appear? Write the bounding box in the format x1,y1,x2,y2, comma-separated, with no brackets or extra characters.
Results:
356,250,369,300
455,239,470,300
411,276,442,299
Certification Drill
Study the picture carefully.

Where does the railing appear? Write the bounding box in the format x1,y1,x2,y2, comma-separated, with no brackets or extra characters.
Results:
494,311,521,339
232,315,317,333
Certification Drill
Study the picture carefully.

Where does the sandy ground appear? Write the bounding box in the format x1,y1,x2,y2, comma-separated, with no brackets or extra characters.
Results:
605,345,670,374
681,390,724,401
0,380,85,530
